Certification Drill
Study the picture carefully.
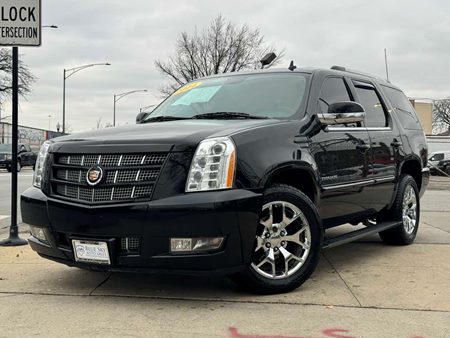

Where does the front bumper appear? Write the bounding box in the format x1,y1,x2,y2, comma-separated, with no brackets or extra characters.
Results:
0,160,11,169
21,187,262,275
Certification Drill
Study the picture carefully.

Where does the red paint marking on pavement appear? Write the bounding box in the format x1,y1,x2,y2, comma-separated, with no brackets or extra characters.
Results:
322,329,356,338
229,327,424,338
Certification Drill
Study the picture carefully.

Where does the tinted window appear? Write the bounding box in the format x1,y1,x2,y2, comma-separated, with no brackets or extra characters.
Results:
381,85,421,130
318,77,351,114
354,83,387,127
146,73,309,120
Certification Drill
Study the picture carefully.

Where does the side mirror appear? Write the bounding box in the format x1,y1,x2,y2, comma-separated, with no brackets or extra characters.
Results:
136,112,148,124
319,101,365,126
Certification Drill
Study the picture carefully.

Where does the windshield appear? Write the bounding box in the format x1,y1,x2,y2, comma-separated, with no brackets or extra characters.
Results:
145,73,309,121
0,144,12,153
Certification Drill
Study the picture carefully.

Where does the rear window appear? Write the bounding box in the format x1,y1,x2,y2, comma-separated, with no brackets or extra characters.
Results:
353,82,387,128
381,85,421,130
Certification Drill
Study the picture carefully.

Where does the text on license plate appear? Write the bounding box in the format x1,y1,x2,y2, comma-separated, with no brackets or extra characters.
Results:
72,240,110,265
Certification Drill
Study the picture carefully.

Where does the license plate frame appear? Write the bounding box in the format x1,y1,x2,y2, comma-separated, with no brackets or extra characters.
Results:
72,239,111,265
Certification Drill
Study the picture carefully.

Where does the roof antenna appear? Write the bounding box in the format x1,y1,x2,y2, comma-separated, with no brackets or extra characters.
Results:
260,52,277,69
384,48,391,83
288,60,297,71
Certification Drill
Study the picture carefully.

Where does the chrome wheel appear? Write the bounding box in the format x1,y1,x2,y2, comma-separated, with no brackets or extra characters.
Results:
251,201,311,280
402,185,417,234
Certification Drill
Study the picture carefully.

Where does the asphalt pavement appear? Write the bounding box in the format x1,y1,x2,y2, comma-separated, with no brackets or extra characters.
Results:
0,176,449,337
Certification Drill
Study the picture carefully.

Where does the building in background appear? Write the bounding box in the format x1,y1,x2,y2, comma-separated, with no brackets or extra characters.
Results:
0,122,63,150
409,99,433,135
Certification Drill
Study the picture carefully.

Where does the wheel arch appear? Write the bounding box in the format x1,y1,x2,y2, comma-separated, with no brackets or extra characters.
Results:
263,162,320,205
399,157,422,191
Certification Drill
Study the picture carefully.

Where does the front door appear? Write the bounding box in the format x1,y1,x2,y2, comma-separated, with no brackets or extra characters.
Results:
310,77,373,225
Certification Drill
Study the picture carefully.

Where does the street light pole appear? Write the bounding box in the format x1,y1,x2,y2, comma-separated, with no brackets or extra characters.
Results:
113,90,148,126
62,62,111,133
62,68,66,133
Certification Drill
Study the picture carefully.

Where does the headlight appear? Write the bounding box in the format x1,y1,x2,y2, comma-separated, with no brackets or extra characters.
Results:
33,141,51,189
5,154,12,160
186,137,236,192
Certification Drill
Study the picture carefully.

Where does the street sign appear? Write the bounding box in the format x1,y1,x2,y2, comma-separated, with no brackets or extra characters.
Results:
0,0,41,46
0,0,40,246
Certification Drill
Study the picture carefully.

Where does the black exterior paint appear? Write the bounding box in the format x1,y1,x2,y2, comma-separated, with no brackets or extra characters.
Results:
21,67,429,274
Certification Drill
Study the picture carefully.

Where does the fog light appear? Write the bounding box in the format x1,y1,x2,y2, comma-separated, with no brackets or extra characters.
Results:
30,226,47,243
170,237,224,253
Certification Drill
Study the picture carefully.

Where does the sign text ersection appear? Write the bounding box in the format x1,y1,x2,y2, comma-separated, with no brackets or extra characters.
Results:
0,0,41,46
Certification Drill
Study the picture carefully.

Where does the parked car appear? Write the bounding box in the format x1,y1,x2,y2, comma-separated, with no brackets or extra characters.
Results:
21,66,429,294
428,151,450,175
434,159,450,176
0,143,38,172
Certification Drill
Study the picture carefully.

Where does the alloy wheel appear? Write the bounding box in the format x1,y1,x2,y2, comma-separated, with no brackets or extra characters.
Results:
402,185,417,234
251,201,311,279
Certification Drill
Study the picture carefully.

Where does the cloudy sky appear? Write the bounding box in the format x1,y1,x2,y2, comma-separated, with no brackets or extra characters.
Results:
2,0,449,132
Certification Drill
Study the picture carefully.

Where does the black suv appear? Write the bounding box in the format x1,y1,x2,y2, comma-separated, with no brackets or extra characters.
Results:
21,66,429,294
0,143,37,172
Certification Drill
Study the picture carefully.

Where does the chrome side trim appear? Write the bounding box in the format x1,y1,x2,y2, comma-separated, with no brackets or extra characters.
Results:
327,126,391,132
374,176,395,183
323,179,374,191
422,167,430,173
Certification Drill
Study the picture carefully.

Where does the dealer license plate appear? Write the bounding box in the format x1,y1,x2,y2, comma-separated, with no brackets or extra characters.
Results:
72,240,110,265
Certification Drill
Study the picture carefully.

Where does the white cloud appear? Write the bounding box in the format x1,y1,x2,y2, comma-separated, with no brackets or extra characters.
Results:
2,0,449,132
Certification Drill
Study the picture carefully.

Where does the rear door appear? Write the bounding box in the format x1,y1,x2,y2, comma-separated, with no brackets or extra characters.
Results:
310,76,373,224
350,80,398,211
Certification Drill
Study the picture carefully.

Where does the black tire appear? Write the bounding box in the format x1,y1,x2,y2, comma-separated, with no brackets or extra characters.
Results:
378,175,420,245
229,184,323,294
6,166,12,172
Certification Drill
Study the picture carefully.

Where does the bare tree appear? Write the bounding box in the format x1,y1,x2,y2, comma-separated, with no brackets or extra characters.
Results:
95,117,103,130
155,15,284,96
0,48,36,107
432,99,450,135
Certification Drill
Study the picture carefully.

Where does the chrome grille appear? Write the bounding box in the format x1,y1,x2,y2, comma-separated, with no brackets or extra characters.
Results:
51,153,167,204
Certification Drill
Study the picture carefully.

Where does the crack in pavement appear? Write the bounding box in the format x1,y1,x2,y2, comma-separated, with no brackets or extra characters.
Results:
0,290,449,314
321,253,362,307
89,272,113,296
422,221,450,234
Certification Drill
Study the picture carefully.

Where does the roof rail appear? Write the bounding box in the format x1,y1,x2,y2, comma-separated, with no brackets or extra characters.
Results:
330,65,376,79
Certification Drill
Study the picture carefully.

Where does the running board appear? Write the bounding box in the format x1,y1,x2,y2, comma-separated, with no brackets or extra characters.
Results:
322,221,402,249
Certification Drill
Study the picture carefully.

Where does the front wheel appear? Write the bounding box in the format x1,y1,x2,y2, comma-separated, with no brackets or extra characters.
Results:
230,184,323,294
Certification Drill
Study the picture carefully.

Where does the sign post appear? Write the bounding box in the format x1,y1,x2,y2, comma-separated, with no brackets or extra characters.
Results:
0,0,41,246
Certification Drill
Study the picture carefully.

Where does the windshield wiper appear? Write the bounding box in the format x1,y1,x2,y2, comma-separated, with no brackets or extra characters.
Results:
192,112,269,120
142,116,191,123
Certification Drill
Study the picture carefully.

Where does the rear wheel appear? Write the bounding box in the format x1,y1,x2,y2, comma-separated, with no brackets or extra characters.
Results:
379,175,420,245
230,184,323,294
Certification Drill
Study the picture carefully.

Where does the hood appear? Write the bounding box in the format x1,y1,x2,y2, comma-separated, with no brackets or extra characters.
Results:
50,119,283,153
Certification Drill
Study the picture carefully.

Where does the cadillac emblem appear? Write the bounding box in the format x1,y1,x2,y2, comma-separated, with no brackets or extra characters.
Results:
86,165,104,186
